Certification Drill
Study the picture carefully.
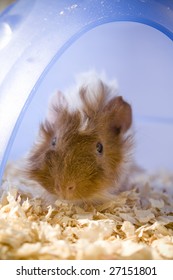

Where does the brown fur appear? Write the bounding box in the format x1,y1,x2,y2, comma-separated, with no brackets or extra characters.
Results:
26,79,133,202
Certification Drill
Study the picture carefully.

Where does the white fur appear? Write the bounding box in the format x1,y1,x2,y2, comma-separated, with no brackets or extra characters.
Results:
46,71,119,133
47,90,67,124
64,70,119,112
79,114,89,132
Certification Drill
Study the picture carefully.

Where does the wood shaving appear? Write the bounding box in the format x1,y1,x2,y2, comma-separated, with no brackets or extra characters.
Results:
0,163,173,259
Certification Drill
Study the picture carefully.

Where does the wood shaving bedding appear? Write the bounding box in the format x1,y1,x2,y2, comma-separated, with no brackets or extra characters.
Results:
0,163,173,260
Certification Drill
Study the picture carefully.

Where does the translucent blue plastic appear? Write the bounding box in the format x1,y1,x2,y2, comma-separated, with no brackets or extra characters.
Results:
0,0,173,182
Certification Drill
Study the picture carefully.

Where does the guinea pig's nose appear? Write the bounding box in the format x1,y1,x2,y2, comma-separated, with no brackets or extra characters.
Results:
67,184,76,192
56,183,76,200
56,184,60,192
63,184,76,201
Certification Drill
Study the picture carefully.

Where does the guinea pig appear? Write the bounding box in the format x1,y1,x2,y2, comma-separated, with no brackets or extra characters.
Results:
25,71,133,203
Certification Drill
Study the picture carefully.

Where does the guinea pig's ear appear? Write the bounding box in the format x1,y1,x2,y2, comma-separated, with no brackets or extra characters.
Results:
46,90,67,124
105,96,132,134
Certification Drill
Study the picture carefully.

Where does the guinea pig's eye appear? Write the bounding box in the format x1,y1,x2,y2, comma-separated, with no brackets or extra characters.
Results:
51,137,57,147
96,142,103,154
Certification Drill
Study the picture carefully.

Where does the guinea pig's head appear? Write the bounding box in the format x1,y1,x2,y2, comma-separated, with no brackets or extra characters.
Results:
26,74,133,202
